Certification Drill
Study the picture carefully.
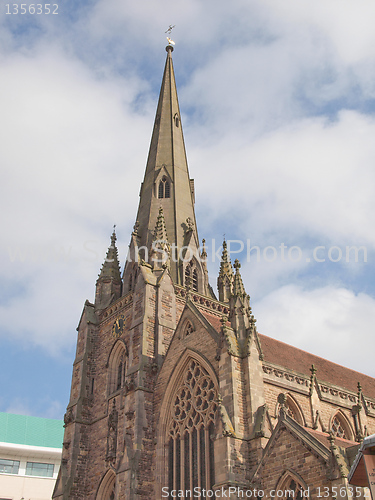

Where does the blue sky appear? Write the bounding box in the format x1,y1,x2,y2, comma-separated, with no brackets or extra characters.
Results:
1,0,375,419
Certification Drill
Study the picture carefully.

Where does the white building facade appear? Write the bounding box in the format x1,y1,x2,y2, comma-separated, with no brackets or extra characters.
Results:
0,413,63,500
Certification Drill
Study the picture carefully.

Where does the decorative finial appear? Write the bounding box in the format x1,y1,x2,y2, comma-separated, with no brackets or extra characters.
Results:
357,382,363,405
234,259,241,271
201,239,207,259
111,225,117,245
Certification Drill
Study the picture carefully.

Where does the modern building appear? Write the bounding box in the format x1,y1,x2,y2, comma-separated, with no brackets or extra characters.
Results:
53,45,375,499
0,412,63,500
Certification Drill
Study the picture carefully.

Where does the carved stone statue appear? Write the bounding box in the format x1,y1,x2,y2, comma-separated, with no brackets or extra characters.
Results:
106,400,119,462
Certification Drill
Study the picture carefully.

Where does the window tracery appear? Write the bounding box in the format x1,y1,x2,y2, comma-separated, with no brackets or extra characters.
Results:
277,393,304,426
330,413,349,439
285,403,296,420
185,321,194,337
282,477,305,499
168,359,217,495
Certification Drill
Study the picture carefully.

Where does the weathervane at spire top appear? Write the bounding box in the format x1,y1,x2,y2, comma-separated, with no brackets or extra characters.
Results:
165,24,175,35
165,24,176,46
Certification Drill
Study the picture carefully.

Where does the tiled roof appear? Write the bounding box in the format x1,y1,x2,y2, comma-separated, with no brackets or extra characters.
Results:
196,307,375,397
259,334,375,397
199,309,228,333
0,412,64,449
305,428,357,450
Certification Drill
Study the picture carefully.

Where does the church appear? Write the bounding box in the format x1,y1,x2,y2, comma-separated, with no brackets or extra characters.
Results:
53,45,375,499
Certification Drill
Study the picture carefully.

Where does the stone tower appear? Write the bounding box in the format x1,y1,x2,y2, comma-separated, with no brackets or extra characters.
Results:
54,46,375,500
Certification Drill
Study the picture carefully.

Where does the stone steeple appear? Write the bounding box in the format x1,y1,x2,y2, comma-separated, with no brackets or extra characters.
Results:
124,45,210,294
217,240,234,302
95,229,122,308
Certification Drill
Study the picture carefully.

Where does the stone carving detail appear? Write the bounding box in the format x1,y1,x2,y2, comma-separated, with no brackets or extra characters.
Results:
262,365,309,387
106,400,119,463
320,385,356,403
174,286,229,315
63,407,74,427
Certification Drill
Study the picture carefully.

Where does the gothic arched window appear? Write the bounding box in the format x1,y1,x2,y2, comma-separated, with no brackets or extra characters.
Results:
283,394,304,425
277,393,304,426
108,343,127,395
168,359,217,494
276,471,307,500
330,412,352,439
96,469,116,500
158,176,170,199
185,262,199,292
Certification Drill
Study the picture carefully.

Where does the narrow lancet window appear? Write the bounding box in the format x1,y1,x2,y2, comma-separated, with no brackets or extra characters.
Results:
165,180,170,198
117,361,123,391
192,269,198,292
158,176,170,199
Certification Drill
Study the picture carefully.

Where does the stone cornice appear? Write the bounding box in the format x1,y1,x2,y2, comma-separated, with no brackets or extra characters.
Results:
263,362,375,411
174,285,230,315
262,363,310,395
99,292,133,326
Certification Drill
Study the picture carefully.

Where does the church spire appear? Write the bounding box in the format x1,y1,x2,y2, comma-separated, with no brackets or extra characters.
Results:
130,46,205,290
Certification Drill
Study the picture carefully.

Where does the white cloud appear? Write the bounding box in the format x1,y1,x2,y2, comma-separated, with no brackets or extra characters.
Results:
191,111,375,252
254,284,375,378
